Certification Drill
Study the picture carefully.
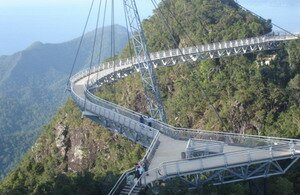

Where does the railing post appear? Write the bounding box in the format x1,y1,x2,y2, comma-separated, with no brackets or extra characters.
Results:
224,154,228,167
200,158,204,170
247,150,252,163
289,140,295,156
269,146,273,159
176,163,180,174
163,164,167,176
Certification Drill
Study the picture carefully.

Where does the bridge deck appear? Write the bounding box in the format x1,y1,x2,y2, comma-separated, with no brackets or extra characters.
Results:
148,134,186,169
69,34,300,192
143,134,299,184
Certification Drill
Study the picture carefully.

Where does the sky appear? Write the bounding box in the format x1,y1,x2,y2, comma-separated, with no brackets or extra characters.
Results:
0,0,156,55
0,0,300,56
238,0,300,33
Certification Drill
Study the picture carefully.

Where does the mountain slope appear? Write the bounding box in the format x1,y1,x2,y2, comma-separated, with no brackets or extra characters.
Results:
0,100,143,194
1,0,300,194
0,25,128,179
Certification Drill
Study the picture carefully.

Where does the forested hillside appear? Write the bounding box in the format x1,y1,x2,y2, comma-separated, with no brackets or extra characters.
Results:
0,25,128,178
105,0,300,137
0,100,143,194
1,0,300,194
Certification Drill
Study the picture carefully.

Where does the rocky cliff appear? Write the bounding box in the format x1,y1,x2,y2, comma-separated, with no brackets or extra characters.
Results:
1,0,300,194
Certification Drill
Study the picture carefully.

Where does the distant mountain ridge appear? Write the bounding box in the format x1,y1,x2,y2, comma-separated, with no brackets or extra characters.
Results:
0,24,128,96
0,25,128,179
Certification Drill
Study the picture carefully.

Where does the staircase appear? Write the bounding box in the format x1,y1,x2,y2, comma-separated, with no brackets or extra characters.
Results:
119,184,143,195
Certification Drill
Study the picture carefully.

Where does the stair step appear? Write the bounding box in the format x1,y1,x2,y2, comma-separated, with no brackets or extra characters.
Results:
120,192,140,194
120,193,139,195
120,189,141,193
120,185,143,195
122,185,142,189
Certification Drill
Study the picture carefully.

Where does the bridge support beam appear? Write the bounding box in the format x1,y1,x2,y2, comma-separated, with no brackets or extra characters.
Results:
150,157,299,190
123,0,167,122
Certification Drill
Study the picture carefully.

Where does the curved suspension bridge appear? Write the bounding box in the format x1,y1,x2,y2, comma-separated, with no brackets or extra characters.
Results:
69,32,300,194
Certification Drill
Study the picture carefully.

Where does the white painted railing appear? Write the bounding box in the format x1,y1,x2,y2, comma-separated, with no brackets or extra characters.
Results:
70,34,300,193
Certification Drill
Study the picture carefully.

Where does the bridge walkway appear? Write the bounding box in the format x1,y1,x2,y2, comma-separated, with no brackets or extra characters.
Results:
143,133,300,185
68,34,300,194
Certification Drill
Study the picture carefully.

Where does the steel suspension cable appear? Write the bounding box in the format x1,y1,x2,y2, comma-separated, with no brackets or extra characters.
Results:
84,0,103,109
156,0,298,132
151,0,229,131
67,0,95,87
235,1,297,37
123,4,134,62
111,0,117,100
96,0,108,82
111,0,115,65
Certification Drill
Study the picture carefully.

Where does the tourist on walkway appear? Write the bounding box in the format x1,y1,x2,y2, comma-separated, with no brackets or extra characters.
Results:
139,115,144,124
134,164,140,178
147,117,153,127
138,164,144,177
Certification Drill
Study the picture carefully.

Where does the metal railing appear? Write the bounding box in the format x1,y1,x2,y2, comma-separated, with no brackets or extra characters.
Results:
75,61,300,149
71,63,300,149
72,67,300,188
108,167,135,195
81,66,300,151
70,32,300,148
126,132,160,194
69,33,300,190
69,34,298,86
71,87,157,142
185,139,224,159
108,132,160,195
142,131,160,163
140,142,300,185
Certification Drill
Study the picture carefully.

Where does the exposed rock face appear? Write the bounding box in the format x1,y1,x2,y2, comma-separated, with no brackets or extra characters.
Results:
55,124,69,158
53,116,102,172
67,127,93,172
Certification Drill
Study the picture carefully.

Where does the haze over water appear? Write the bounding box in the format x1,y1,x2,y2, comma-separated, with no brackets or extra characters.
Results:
0,0,299,55
238,0,300,33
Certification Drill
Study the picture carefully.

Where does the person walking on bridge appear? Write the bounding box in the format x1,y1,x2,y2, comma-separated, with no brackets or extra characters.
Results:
139,115,144,124
147,117,153,127
137,164,144,177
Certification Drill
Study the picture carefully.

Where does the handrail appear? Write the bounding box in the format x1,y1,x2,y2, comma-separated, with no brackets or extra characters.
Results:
108,167,135,195
108,130,160,195
84,85,142,120
160,144,299,174
163,143,296,165
139,143,300,185
71,68,300,151
128,175,143,195
126,132,160,194
69,33,300,190
78,65,300,146
82,73,300,146
141,131,160,163
70,34,298,85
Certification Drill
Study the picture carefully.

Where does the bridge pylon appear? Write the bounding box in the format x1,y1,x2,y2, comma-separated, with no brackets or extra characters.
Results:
123,0,167,122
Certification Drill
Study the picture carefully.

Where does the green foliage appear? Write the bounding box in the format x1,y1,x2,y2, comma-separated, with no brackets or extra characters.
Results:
287,39,300,74
1,0,300,194
142,0,271,51
0,25,129,179
0,100,143,194
96,1,300,193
